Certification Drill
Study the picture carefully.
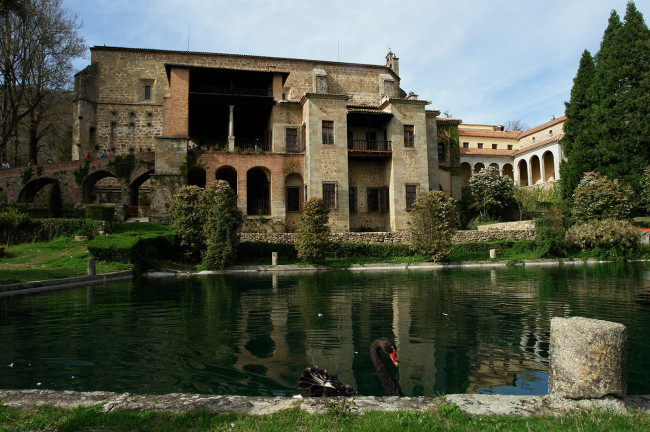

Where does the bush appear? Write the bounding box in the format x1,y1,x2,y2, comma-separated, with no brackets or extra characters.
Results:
0,209,102,245
237,241,298,261
466,166,517,220
295,198,332,264
409,191,459,262
168,185,205,261
571,172,632,222
200,180,244,269
87,231,176,268
330,242,413,258
534,207,567,258
84,204,115,222
565,219,641,260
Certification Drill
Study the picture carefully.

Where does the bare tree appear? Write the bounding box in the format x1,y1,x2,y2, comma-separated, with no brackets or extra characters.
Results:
0,0,84,165
504,119,530,131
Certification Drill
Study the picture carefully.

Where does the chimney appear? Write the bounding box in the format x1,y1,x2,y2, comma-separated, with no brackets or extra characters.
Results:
386,50,399,76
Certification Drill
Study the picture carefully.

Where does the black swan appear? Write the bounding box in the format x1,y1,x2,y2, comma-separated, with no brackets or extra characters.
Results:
298,337,403,397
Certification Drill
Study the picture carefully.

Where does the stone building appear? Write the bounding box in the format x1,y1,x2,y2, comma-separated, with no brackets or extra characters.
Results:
459,116,565,188
72,47,461,231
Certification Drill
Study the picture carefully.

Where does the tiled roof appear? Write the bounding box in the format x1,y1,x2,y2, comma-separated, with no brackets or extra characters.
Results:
460,148,516,156
514,134,563,155
459,128,520,139
164,62,290,74
518,115,567,139
436,117,463,124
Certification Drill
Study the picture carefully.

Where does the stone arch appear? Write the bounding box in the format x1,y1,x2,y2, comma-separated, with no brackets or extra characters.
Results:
543,151,555,182
489,162,500,172
216,166,238,194
247,167,271,216
502,163,514,181
17,177,57,203
460,162,472,187
188,167,206,188
82,170,118,204
474,162,485,174
518,160,529,186
129,169,153,206
530,155,541,184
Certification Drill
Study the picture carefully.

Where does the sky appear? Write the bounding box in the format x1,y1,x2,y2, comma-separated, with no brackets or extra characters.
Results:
61,0,650,129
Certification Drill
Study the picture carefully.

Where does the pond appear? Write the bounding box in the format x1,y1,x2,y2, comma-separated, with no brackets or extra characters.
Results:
1,262,649,397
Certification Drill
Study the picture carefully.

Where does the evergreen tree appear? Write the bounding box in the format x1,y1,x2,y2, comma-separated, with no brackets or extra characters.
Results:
48,182,63,218
561,2,650,199
295,198,331,264
560,50,596,198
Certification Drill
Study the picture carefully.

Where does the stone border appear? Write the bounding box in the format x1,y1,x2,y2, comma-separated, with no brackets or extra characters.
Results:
0,390,647,416
0,271,132,297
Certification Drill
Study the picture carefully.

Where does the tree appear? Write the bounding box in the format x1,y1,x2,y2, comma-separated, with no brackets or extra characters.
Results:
466,166,516,220
571,172,632,222
504,119,529,131
409,191,459,262
168,185,205,261
641,166,650,212
201,180,244,270
561,2,650,198
295,198,331,264
0,0,85,164
560,50,596,198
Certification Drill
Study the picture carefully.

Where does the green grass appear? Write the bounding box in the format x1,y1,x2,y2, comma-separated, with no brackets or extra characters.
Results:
0,236,131,285
0,403,648,432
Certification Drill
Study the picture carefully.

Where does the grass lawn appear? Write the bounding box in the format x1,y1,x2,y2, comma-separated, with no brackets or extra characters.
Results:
0,403,648,432
0,236,131,285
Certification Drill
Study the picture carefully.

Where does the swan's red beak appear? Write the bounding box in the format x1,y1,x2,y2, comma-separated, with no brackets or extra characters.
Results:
390,347,399,367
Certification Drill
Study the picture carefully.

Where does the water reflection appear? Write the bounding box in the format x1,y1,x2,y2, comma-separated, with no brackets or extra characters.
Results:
1,262,649,396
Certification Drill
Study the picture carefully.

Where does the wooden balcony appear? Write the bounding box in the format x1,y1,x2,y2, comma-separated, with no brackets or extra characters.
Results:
347,139,392,158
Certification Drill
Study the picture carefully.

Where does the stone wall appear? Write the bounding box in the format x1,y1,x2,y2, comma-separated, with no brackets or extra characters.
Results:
477,220,536,231
240,229,534,245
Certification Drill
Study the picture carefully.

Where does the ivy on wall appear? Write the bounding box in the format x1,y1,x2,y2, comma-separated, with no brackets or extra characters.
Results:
73,161,90,185
108,154,136,180
438,124,461,176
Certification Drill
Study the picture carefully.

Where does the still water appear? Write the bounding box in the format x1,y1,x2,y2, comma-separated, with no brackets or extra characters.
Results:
1,262,650,397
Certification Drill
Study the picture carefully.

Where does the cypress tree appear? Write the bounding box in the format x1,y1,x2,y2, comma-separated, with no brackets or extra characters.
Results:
562,2,650,198
560,49,596,198
48,182,63,218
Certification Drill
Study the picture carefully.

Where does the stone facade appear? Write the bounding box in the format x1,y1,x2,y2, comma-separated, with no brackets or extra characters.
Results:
72,46,460,232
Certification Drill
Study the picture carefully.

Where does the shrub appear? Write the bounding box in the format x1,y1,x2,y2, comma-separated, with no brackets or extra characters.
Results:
295,198,331,263
409,190,459,262
466,166,516,220
84,204,115,222
571,172,632,222
534,207,567,258
237,241,298,261
168,185,205,261
330,242,413,258
88,231,176,268
200,180,244,269
565,219,641,260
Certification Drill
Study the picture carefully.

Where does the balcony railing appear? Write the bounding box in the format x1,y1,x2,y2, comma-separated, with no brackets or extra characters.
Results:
191,85,273,97
348,139,392,152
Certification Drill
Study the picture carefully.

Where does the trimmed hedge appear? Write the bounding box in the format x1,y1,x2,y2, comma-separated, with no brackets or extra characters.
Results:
236,241,415,261
2,215,102,245
87,231,176,267
85,205,115,222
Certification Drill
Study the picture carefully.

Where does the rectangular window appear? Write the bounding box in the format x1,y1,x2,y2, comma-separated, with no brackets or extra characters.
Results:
286,128,298,152
144,85,151,100
462,142,469,148
367,187,389,213
322,182,337,209
405,184,418,211
478,143,484,149
507,144,513,150
438,142,445,160
322,121,334,144
492,143,498,149
349,187,357,213
286,186,301,212
367,188,380,212
404,125,414,148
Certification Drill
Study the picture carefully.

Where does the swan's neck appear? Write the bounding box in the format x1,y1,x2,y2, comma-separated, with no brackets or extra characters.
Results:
370,340,403,396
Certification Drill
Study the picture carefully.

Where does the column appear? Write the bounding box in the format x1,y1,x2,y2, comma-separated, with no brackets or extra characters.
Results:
540,154,546,183
527,159,533,187
228,105,235,151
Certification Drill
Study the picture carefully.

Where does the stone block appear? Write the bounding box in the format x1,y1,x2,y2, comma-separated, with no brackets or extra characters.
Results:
549,316,626,400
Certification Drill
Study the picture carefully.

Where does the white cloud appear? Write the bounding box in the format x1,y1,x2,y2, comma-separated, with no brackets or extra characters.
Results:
63,0,648,127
